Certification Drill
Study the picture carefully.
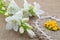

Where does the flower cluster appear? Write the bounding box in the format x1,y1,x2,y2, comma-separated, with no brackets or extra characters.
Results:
44,19,60,31
1,0,60,39
4,0,44,38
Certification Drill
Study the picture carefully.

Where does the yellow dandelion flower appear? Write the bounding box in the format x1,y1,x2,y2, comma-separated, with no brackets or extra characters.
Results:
44,19,59,31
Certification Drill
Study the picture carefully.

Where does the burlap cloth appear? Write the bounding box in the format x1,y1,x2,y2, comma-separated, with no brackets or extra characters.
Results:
0,0,60,40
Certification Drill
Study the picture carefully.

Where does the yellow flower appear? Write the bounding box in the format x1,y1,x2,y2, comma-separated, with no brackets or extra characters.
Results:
52,27,58,31
44,19,59,31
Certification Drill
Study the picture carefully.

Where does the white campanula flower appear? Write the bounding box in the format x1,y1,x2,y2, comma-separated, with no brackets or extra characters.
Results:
5,11,23,32
27,29,36,38
23,0,44,18
7,0,20,14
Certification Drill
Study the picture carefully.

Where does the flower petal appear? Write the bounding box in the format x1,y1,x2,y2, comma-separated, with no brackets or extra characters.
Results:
38,10,44,15
24,0,29,10
7,0,20,14
5,16,13,23
13,25,19,32
33,2,44,17
33,2,40,11
6,23,13,30
15,11,23,20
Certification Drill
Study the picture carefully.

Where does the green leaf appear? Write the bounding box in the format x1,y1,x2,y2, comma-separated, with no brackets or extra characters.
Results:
57,27,60,30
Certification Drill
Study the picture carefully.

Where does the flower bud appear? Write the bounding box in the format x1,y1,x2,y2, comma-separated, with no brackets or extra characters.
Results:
27,29,36,38
19,27,24,34
25,23,33,29
22,18,29,22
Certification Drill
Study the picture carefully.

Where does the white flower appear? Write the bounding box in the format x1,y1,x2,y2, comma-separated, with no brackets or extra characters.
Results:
23,0,44,17
19,27,24,34
5,16,19,32
7,0,20,14
27,29,36,38
23,0,32,18
5,11,23,32
33,2,44,17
